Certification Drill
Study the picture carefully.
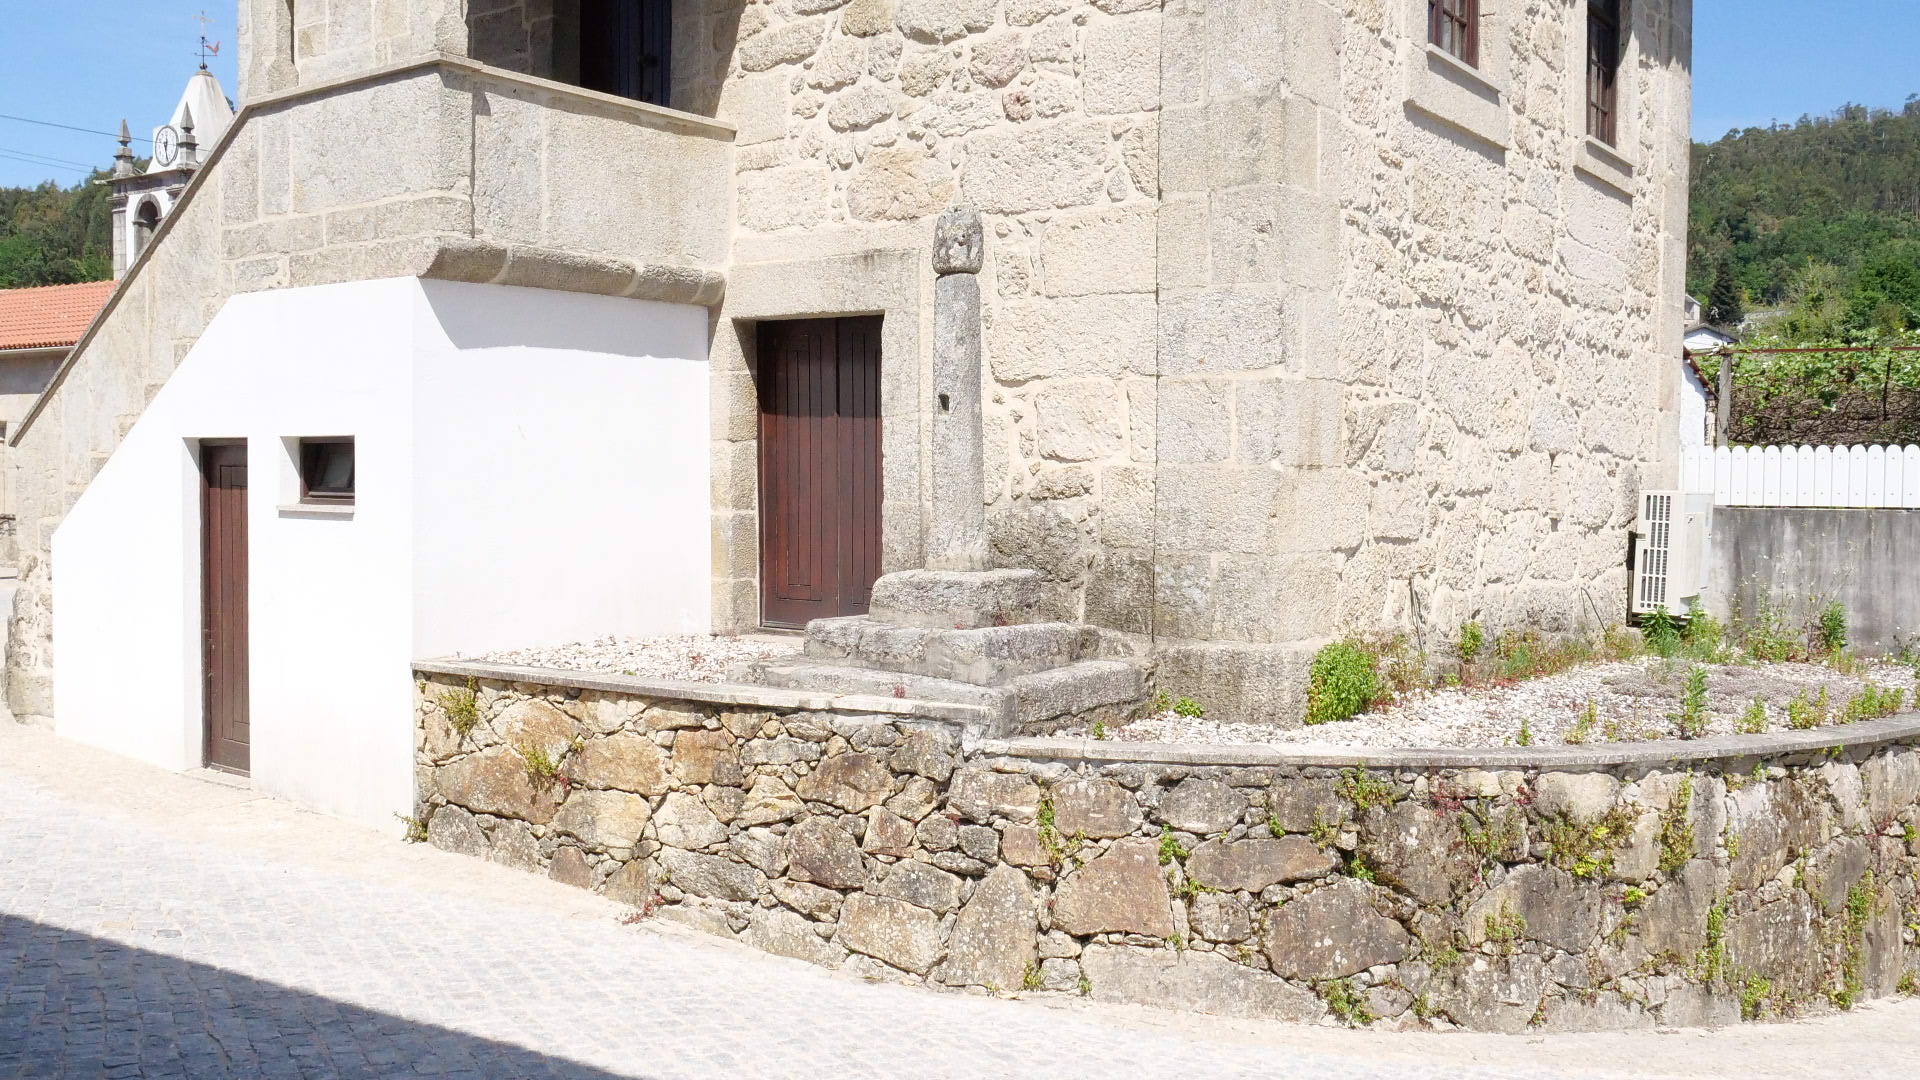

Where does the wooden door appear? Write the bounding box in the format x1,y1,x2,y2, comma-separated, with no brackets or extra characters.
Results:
757,317,883,629
201,441,250,775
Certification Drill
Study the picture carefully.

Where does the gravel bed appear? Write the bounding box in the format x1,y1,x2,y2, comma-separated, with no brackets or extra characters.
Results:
1073,657,1920,750
468,634,800,684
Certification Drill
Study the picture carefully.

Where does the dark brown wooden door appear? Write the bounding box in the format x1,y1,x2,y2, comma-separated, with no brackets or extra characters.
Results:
201,441,250,775
757,317,882,629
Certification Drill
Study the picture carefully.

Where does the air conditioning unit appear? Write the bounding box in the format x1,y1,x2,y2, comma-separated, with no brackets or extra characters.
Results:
1631,490,1712,615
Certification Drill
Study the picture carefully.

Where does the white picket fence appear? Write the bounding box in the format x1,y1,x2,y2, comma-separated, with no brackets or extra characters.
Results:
1681,444,1920,508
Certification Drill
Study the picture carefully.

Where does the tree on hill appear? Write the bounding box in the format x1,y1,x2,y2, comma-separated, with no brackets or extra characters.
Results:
0,171,115,288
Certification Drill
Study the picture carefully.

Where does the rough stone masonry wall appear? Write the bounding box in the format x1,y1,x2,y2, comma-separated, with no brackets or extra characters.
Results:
416,666,1920,1033
686,0,1692,724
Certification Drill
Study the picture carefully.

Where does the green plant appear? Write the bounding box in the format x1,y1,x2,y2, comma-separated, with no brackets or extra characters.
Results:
521,741,560,783
1171,696,1205,719
1458,621,1486,665
439,676,481,737
1658,775,1697,874
1898,970,1919,997
1157,825,1189,866
1542,807,1634,879
1484,900,1527,953
1516,715,1534,747
1736,698,1769,735
1036,788,1083,868
1602,623,1642,660
1077,975,1092,995
1168,932,1187,951
1670,665,1711,739
1644,606,1681,659
1787,688,1824,730
1306,640,1381,725
1736,591,1802,663
1344,851,1376,883
1623,887,1648,906
1833,872,1880,1010
395,812,429,843
1338,768,1396,811
1171,872,1215,900
1816,600,1850,657
1843,683,1908,723
1741,975,1774,1020
1565,699,1598,745
1022,963,1044,991
1090,719,1111,740
1308,808,1340,848
1726,830,1742,860
1696,899,1730,983
1321,978,1376,1027
1682,597,1727,660
1150,690,1172,712
1461,812,1523,861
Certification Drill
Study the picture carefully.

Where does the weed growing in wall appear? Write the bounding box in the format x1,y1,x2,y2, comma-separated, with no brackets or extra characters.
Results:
1156,825,1189,866
1321,979,1376,1027
1741,975,1775,1020
1338,768,1396,812
1657,775,1697,875
1484,900,1527,954
440,676,481,737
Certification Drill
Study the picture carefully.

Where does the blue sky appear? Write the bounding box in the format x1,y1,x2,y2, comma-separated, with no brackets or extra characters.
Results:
0,2,1916,187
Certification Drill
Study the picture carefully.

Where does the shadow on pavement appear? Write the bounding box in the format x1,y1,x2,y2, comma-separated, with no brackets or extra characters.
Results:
0,913,646,1079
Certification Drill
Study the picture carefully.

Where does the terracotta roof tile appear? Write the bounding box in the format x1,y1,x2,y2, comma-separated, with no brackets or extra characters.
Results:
0,280,115,351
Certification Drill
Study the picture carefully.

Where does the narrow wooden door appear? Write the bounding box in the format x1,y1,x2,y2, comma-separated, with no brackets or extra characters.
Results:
201,442,250,775
757,317,883,629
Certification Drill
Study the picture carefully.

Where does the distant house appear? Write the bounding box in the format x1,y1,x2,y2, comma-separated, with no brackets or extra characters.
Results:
1683,295,1737,354
0,280,114,561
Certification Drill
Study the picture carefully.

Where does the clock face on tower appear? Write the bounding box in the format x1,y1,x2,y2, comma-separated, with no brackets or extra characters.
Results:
153,125,179,167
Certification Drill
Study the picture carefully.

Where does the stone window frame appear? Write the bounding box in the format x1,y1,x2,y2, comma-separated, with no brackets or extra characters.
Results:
1402,0,1511,150
1566,0,1639,197
709,251,926,632
1428,0,1480,67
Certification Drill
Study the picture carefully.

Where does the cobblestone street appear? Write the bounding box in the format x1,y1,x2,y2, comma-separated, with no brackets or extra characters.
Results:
2,722,1916,1080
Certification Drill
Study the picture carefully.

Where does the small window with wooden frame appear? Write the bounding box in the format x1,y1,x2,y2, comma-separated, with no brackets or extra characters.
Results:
1586,0,1623,145
1429,0,1479,67
296,437,355,505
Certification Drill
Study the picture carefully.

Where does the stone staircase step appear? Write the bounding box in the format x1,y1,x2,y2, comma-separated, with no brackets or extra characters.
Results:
803,615,1093,686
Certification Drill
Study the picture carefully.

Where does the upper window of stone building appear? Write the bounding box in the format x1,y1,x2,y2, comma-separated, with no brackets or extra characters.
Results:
580,0,674,108
1429,0,1479,67
1586,0,1623,145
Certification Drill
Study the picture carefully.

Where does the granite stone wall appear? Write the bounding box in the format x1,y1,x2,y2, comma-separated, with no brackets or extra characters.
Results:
416,663,1920,1032
694,0,1696,723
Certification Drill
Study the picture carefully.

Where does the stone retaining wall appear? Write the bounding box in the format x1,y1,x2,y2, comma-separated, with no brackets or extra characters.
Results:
415,661,1920,1032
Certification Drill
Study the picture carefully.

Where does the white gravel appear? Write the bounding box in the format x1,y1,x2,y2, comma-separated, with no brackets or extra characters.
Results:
469,634,801,683
1075,657,1920,750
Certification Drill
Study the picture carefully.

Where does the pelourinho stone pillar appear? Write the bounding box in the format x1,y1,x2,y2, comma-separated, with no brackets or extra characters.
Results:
927,207,990,573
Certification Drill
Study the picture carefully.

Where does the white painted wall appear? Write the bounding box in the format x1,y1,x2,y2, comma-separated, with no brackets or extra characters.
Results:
410,281,712,658
52,277,710,829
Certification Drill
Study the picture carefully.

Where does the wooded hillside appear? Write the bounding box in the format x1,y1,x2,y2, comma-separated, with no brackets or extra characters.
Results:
1689,98,1920,336
0,171,115,288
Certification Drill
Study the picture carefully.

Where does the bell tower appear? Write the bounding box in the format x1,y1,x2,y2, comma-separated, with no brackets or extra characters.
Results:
107,57,235,278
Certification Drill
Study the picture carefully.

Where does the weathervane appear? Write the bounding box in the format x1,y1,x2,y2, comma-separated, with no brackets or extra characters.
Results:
195,10,221,70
